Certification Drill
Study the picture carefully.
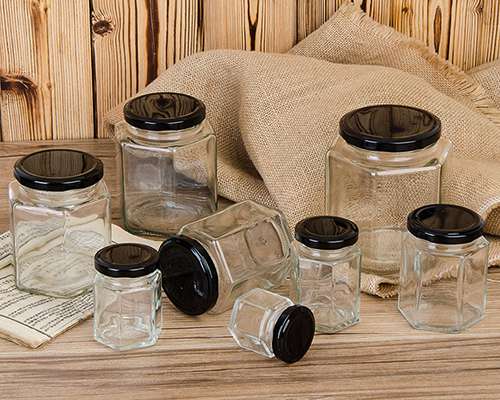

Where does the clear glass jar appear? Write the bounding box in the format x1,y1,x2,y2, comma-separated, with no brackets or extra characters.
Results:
94,243,162,350
158,200,297,315
399,204,489,333
327,105,451,274
228,288,315,363
117,92,217,237
292,216,361,333
9,149,111,297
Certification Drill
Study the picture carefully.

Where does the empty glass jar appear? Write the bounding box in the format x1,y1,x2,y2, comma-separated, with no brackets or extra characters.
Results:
399,204,489,333
159,200,296,315
117,92,217,237
94,243,162,350
9,149,111,297
327,105,451,274
228,288,315,363
292,216,361,333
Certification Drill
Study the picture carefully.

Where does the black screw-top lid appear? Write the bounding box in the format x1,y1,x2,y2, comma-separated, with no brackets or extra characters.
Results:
14,149,104,192
158,235,218,315
272,305,315,364
95,243,160,278
339,104,441,152
295,216,359,250
123,92,206,131
407,204,484,245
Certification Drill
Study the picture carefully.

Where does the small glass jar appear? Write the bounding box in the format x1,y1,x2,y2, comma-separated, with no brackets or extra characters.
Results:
399,204,489,333
117,92,217,237
292,216,361,333
159,200,296,315
228,288,315,363
9,149,111,297
327,105,451,274
94,243,162,350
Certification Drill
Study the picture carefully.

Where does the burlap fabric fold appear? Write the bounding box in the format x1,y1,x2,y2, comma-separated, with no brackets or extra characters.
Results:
107,4,500,297
469,60,500,110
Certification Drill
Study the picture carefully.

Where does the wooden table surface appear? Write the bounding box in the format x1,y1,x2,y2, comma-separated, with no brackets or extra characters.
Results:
1,140,500,400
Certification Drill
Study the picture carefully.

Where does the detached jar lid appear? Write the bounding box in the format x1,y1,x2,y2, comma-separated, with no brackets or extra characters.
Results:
95,243,160,278
14,149,104,192
273,305,315,364
295,216,359,250
339,104,441,152
123,92,206,131
407,204,484,245
159,235,218,315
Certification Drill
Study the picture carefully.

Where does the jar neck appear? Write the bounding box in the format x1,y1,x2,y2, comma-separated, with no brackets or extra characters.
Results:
408,233,488,254
19,181,102,207
294,240,356,261
96,269,160,289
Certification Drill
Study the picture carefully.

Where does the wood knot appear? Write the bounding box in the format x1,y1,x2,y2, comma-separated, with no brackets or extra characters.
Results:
0,72,37,94
92,18,114,36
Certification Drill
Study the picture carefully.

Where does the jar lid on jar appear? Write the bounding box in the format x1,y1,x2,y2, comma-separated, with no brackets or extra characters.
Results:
14,149,104,191
407,204,484,245
295,216,359,250
95,243,160,278
123,92,206,131
158,236,218,315
339,104,441,152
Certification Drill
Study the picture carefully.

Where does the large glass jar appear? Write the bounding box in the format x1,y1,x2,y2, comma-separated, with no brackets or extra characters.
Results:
9,149,111,297
228,288,315,363
158,200,296,315
94,243,162,350
292,216,361,333
117,92,217,237
399,204,489,333
327,105,451,274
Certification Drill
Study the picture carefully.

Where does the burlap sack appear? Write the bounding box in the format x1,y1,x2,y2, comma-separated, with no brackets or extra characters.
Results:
469,60,500,109
107,5,500,297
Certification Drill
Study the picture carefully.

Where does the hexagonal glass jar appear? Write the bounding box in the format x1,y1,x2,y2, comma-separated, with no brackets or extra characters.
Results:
9,149,111,298
399,204,489,333
116,92,217,238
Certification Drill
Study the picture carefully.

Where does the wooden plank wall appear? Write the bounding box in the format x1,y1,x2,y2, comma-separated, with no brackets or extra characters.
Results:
0,0,499,141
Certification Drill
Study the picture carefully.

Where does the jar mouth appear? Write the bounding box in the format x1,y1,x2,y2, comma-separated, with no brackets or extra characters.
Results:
295,216,358,250
95,243,160,278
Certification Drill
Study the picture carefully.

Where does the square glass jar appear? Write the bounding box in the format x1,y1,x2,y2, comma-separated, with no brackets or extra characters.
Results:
399,204,489,333
9,149,111,298
117,92,217,238
327,105,451,275
159,200,297,315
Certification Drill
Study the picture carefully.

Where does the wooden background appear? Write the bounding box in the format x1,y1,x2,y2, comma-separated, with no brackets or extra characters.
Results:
0,0,499,142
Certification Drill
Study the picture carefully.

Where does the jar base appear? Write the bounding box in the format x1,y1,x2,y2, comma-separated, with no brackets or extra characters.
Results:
94,317,160,351
316,316,360,334
359,228,403,275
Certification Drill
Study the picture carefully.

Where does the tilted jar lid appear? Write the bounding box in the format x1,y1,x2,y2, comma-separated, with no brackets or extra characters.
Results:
158,235,218,315
272,305,315,364
123,92,206,131
14,149,104,192
407,204,484,245
295,216,359,250
339,104,441,152
95,243,160,278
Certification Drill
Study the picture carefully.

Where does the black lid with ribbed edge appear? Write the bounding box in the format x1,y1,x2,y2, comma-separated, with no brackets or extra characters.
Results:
158,235,218,315
14,149,104,192
123,92,206,131
272,305,315,364
295,216,359,250
407,204,484,245
339,104,441,152
95,243,160,278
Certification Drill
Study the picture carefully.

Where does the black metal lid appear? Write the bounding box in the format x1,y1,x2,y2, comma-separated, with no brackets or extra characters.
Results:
123,92,206,131
295,216,359,250
158,235,218,315
339,104,441,152
272,305,315,364
95,243,160,278
407,204,484,245
14,149,104,192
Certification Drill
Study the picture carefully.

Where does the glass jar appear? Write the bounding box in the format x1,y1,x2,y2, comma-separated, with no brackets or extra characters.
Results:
9,149,111,297
94,243,162,350
292,216,361,333
327,105,451,274
399,204,489,333
158,200,296,315
117,92,217,238
228,288,315,363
